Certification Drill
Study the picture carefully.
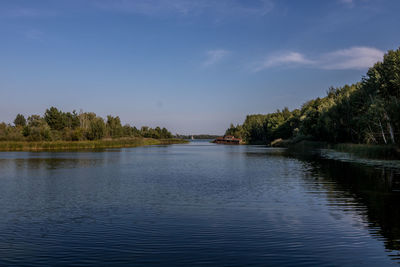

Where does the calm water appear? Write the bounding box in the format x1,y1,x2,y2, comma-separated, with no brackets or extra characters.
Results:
1,141,400,266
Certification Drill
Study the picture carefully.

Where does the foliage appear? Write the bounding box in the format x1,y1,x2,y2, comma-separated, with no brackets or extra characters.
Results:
44,107,80,130
1,107,174,142
87,117,106,140
106,115,123,138
225,47,400,146
14,114,26,127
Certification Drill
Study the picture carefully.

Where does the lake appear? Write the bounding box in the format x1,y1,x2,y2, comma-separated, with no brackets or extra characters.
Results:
0,140,399,266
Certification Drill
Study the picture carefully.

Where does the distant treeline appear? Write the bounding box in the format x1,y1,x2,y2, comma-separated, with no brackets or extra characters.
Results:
226,47,400,145
0,107,173,141
175,134,220,140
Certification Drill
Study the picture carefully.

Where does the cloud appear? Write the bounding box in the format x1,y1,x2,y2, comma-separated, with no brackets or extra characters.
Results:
320,47,384,70
93,0,273,17
1,0,273,20
203,49,230,66
340,0,354,5
254,52,314,71
339,0,357,8
0,7,56,18
254,46,384,71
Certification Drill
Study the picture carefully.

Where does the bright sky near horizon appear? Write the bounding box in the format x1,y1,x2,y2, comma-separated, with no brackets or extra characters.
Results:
1,0,400,135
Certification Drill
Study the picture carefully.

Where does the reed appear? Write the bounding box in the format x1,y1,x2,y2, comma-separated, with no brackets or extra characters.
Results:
0,138,188,151
331,143,400,160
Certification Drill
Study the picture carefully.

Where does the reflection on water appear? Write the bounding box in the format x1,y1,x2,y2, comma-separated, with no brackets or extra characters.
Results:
0,151,122,170
320,149,400,170
0,143,399,266
246,146,400,260
300,154,400,259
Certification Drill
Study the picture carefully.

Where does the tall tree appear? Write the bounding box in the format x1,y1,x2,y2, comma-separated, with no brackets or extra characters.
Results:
14,114,26,127
44,107,65,130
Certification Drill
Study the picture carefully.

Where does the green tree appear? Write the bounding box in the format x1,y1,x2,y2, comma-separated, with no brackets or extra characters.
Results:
24,115,52,141
106,115,123,138
86,117,106,140
14,114,26,127
44,107,65,130
362,48,400,144
64,111,80,129
160,127,172,138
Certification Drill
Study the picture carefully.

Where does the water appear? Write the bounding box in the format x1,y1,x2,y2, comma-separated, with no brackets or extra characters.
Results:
0,140,399,266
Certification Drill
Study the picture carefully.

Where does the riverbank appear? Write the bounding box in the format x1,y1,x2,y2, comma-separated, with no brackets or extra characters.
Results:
331,143,400,160
0,138,188,151
270,138,400,160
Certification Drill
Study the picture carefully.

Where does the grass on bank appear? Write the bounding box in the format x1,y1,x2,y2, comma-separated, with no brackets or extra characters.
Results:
0,138,188,151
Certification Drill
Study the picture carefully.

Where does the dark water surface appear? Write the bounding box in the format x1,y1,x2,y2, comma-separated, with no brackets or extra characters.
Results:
1,141,400,266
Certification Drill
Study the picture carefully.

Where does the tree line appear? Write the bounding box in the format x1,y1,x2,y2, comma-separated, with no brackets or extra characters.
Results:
0,107,173,141
225,47,400,145
175,134,220,140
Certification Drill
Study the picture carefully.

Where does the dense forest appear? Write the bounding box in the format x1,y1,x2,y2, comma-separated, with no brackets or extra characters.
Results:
226,47,400,146
0,107,173,141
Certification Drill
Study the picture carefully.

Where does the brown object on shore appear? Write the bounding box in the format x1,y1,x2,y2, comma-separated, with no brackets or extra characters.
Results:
212,135,243,145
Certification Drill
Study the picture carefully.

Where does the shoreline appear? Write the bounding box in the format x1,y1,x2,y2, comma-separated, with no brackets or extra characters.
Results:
0,138,188,151
270,139,400,160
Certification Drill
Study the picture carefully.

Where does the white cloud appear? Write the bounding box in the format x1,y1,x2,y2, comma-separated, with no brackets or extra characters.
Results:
254,46,384,71
203,49,230,66
320,47,384,70
93,0,273,17
340,0,358,8
340,0,354,6
255,52,314,71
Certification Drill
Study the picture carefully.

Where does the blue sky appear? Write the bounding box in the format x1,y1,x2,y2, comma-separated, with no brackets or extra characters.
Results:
1,0,399,134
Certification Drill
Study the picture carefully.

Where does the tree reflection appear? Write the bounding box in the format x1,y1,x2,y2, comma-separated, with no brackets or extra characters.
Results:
294,151,400,257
